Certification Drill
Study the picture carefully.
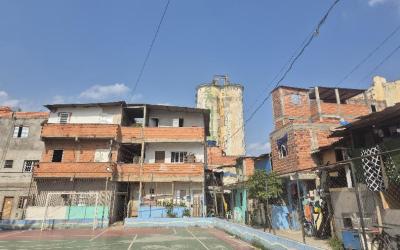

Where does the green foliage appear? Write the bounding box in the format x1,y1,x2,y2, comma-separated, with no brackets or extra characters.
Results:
183,208,191,217
247,170,283,203
164,200,177,218
328,236,344,250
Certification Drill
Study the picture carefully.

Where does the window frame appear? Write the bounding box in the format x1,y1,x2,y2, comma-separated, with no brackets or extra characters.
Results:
4,160,13,168
13,126,29,138
52,149,64,162
22,160,39,172
17,196,28,209
58,112,70,124
171,151,187,163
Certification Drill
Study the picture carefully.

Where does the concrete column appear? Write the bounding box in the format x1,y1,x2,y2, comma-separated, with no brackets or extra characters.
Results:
335,88,341,117
315,87,322,121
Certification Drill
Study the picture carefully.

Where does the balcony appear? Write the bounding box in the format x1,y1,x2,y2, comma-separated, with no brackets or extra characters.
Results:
41,123,119,139
33,162,115,178
121,127,205,143
117,163,204,182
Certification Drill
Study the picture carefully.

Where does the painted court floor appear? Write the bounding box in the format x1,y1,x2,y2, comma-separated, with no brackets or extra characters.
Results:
0,227,256,250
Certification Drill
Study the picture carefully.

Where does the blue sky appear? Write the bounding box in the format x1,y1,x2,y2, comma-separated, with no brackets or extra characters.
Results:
1,0,400,155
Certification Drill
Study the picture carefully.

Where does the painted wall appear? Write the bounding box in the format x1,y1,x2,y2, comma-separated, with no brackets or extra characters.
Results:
144,142,204,163
233,189,247,224
48,106,122,124
147,109,204,128
196,81,245,156
0,115,46,220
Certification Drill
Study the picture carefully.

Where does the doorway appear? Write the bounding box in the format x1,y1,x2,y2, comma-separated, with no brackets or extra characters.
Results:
1,197,14,220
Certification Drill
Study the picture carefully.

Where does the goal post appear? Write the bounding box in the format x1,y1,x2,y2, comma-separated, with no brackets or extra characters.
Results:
40,192,104,231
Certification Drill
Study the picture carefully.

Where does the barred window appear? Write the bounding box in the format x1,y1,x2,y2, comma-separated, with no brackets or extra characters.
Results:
23,160,39,172
18,196,28,209
171,152,187,163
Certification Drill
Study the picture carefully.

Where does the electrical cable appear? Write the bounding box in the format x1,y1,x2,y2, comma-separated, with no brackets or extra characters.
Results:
358,43,400,83
128,0,171,101
225,0,341,147
335,24,400,87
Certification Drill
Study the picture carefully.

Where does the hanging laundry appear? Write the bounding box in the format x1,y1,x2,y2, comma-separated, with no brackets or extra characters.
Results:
361,145,387,191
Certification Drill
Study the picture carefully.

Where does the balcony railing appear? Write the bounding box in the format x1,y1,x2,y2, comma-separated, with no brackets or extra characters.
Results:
121,127,205,143
41,123,119,139
34,162,115,178
116,163,204,182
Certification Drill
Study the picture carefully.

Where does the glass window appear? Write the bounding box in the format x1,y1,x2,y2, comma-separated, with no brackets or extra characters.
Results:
23,160,39,172
171,152,187,163
13,126,29,138
4,160,13,168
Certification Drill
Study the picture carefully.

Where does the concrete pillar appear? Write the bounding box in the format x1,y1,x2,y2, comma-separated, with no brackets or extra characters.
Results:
315,87,322,121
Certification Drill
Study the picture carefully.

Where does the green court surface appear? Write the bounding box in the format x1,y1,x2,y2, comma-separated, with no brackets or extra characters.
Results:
0,227,255,250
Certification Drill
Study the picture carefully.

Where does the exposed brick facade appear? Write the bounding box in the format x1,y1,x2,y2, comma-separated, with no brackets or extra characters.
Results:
270,86,370,174
207,146,237,168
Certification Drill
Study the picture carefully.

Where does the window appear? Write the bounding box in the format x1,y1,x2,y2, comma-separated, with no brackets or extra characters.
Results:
17,196,28,209
150,118,159,127
52,150,63,162
171,152,187,163
149,188,155,194
172,118,184,127
277,134,288,158
155,151,165,163
291,94,301,105
4,160,13,168
23,160,38,172
371,105,377,112
94,149,109,162
239,192,243,206
13,126,29,138
59,112,70,124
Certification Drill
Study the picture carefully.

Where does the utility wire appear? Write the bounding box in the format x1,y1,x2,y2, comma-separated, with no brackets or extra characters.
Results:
358,42,400,83
225,0,341,147
245,32,313,114
129,0,171,101
335,24,400,87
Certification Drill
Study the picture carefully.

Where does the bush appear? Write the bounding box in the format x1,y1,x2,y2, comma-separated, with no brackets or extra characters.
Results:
183,208,191,217
328,236,344,250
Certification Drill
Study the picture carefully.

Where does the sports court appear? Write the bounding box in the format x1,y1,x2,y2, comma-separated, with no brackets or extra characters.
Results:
0,227,256,250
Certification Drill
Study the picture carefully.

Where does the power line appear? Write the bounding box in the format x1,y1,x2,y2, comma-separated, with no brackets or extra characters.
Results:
129,0,171,101
225,0,341,147
335,24,400,87
245,32,313,114
358,42,400,83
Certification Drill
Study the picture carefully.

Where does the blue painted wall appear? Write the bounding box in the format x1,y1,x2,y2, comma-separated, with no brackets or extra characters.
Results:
138,206,186,218
254,156,271,172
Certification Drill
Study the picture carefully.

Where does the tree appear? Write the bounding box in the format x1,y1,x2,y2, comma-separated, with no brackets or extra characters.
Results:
247,170,283,232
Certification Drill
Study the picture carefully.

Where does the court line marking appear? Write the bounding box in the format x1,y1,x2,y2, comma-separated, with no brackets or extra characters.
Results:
0,230,25,238
89,228,109,241
186,228,210,250
127,234,137,250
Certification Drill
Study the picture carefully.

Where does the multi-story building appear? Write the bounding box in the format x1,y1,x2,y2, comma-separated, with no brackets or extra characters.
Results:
0,106,48,220
270,86,372,176
26,102,209,225
196,75,245,156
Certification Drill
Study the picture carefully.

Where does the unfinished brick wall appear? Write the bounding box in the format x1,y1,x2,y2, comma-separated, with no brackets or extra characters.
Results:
243,158,255,177
272,87,310,129
42,139,118,162
207,146,237,168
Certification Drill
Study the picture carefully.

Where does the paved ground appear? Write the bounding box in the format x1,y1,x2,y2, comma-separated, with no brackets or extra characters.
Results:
0,227,256,250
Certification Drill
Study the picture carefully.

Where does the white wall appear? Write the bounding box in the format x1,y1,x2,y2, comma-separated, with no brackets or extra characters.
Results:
144,142,204,163
48,106,122,124
26,206,67,220
147,109,204,127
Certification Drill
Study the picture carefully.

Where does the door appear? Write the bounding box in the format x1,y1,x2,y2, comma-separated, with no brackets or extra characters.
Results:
1,197,14,220
155,151,165,163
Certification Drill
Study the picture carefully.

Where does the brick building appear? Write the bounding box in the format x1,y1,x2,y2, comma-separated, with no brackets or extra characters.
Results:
270,86,372,176
0,107,48,220
26,102,209,225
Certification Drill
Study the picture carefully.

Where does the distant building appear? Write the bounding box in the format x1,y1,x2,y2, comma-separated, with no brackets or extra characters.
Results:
0,107,48,220
363,75,400,109
196,75,245,156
